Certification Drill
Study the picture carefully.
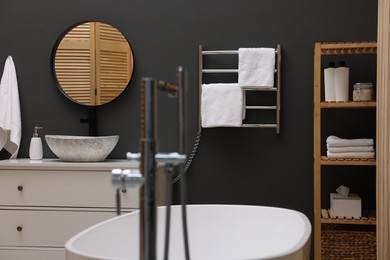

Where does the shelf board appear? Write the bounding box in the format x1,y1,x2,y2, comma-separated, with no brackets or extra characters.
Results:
321,209,376,225
321,156,376,166
321,101,376,108
241,123,277,128
319,41,377,55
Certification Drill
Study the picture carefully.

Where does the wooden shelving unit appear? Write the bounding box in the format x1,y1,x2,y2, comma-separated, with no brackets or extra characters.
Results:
313,41,377,259
321,209,376,225
321,156,376,166
320,101,376,108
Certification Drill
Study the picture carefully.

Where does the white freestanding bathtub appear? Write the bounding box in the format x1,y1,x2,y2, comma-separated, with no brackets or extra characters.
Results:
66,205,311,260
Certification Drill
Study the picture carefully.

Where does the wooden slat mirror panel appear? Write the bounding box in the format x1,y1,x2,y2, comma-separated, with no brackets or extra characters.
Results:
52,21,134,106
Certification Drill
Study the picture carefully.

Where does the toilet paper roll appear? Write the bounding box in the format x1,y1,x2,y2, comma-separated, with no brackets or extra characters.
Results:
324,67,336,101
335,67,349,101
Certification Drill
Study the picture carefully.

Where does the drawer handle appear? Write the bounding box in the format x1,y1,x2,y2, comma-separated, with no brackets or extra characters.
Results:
17,185,23,191
121,188,127,193
16,226,23,232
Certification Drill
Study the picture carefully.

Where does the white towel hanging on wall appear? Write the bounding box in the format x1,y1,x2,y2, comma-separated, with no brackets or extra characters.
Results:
0,56,22,158
201,83,244,127
238,48,275,88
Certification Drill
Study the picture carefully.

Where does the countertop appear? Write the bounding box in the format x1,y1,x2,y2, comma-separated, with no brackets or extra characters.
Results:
0,158,139,171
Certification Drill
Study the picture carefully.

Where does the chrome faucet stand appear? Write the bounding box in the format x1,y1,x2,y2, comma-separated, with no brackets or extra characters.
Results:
112,66,188,260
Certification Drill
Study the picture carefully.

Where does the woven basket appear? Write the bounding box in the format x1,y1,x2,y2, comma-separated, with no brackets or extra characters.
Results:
321,224,376,260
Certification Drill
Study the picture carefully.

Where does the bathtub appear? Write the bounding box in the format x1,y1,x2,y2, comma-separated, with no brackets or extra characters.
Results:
66,204,311,260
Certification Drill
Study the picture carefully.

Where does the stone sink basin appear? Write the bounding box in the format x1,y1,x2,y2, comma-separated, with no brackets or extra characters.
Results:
45,135,119,162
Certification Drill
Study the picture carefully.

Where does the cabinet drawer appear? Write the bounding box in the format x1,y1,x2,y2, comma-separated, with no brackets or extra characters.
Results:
0,248,65,260
0,209,121,247
0,170,139,208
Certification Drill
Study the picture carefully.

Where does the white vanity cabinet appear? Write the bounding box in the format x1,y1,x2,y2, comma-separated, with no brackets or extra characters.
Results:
0,159,140,260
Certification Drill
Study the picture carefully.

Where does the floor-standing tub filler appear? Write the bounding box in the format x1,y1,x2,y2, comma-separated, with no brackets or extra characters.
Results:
65,67,311,260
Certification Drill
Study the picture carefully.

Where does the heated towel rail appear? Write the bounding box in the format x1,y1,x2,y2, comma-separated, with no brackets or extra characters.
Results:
198,44,281,133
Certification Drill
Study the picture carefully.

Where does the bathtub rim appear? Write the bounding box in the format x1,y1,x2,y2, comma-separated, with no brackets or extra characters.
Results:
65,204,312,260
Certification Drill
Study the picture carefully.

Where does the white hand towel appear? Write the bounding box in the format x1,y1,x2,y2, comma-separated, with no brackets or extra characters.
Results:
326,135,374,147
327,151,375,159
238,48,275,88
201,83,244,127
0,56,21,159
327,145,375,153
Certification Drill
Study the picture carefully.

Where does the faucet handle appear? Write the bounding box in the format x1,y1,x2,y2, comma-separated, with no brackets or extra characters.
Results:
155,152,186,165
112,169,144,190
126,152,141,161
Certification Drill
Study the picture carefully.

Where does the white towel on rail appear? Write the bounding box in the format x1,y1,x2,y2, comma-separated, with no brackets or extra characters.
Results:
238,48,275,88
0,56,22,159
201,83,244,127
326,135,374,147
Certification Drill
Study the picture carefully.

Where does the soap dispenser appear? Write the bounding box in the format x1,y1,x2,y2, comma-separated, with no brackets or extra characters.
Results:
29,126,43,160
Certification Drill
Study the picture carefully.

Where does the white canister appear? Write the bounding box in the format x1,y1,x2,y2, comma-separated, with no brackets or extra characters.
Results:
353,83,374,101
335,61,349,102
324,62,336,101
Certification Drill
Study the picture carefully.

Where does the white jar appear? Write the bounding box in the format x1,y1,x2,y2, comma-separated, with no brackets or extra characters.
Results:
353,83,374,101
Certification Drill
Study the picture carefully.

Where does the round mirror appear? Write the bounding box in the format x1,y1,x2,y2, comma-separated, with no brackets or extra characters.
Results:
51,21,134,106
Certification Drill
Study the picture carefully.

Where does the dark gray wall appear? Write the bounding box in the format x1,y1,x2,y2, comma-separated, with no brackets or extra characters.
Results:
0,0,377,255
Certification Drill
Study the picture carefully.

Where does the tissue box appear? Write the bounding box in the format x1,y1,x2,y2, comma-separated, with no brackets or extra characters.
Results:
330,193,361,218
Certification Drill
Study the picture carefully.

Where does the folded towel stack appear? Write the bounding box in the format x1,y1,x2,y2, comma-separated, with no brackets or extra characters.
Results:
326,135,375,159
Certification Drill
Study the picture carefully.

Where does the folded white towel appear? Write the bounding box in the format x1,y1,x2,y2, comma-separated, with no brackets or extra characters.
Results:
201,83,244,127
327,151,375,159
326,135,374,147
327,145,375,153
238,48,275,88
0,56,21,159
